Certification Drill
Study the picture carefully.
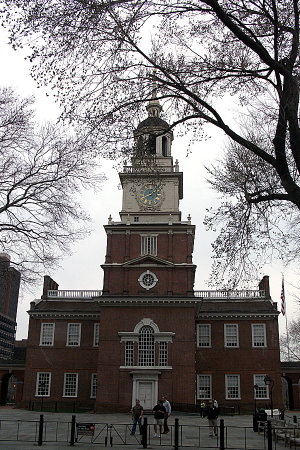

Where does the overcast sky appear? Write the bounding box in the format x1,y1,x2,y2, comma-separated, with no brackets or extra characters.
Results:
0,28,298,340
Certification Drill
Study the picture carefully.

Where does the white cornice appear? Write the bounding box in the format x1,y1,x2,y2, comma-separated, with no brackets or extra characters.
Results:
122,255,174,267
28,312,100,319
97,298,198,305
101,262,197,268
197,313,278,319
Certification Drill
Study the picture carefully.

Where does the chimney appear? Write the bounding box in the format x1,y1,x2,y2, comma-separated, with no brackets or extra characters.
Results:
259,275,270,299
42,275,59,299
0,253,11,270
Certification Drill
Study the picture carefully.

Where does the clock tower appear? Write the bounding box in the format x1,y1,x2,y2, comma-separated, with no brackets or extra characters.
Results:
22,85,283,416
102,89,196,297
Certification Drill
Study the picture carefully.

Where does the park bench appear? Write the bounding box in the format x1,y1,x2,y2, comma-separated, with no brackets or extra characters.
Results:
257,415,300,448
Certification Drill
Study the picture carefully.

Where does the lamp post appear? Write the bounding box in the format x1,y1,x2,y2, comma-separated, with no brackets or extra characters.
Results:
264,375,274,417
254,384,258,413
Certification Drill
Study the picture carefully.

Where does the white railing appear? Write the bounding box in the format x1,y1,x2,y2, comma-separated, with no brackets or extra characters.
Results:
194,290,266,299
47,289,265,300
122,165,178,174
47,290,102,299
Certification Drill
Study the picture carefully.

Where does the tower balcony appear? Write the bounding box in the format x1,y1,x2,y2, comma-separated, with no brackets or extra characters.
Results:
121,161,179,174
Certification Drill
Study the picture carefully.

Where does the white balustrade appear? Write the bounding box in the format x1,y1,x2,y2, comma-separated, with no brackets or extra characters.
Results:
193,290,265,299
47,289,265,300
47,290,102,299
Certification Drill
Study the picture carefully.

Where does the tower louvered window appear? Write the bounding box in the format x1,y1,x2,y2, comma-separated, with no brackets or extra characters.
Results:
141,235,157,256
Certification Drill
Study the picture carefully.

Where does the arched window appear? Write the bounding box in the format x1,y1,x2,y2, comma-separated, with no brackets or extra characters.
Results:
162,136,167,156
138,326,154,366
149,135,156,154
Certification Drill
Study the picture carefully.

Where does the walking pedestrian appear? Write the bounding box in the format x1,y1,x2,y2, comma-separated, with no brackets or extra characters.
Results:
162,395,171,433
200,400,206,418
204,400,218,437
152,399,166,438
131,399,143,435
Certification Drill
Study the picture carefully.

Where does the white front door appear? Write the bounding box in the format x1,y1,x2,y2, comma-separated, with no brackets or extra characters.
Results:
132,372,159,410
138,381,153,410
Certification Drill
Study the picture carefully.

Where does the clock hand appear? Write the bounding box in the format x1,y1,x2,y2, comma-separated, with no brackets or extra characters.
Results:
144,191,157,198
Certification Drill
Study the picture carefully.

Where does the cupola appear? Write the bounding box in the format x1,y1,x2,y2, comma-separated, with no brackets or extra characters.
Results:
134,75,173,158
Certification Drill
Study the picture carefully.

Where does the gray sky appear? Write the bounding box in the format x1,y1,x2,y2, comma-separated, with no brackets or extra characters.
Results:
0,28,298,340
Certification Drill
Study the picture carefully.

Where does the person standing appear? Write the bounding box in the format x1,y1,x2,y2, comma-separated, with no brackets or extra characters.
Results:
200,400,206,418
152,399,166,438
131,399,143,435
204,400,218,437
162,395,171,434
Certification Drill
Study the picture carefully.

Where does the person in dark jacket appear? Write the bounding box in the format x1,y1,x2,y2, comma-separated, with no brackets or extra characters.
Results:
152,399,166,438
204,400,218,437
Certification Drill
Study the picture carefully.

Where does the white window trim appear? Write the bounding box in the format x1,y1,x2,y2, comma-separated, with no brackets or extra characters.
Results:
93,323,100,347
138,270,158,290
90,373,97,399
224,324,239,348
225,374,241,400
197,374,212,400
158,341,168,367
251,324,267,347
140,234,158,256
253,374,269,399
125,341,134,367
35,372,51,397
39,323,55,346
138,325,155,366
63,373,78,397
119,319,174,369
66,323,81,347
197,324,211,348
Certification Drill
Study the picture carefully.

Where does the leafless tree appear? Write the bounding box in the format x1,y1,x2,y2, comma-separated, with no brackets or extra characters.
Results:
3,0,300,286
0,87,104,284
280,318,300,361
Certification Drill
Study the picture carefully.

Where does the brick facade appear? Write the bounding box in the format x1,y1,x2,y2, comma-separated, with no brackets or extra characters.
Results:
21,97,284,413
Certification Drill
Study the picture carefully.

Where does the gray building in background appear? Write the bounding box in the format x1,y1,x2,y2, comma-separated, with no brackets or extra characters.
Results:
0,253,21,359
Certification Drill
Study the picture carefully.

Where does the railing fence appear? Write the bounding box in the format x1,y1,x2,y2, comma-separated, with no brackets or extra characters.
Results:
0,415,298,448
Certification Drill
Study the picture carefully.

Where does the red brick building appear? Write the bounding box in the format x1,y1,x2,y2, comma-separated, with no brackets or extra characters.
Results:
22,94,283,412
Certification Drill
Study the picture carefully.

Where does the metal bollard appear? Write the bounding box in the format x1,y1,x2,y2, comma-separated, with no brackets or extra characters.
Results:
253,413,258,432
293,415,297,424
267,420,272,450
141,417,148,448
70,414,76,446
219,419,225,450
174,418,179,450
38,414,44,446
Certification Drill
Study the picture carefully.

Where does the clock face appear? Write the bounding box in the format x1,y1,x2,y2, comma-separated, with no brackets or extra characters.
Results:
139,184,161,206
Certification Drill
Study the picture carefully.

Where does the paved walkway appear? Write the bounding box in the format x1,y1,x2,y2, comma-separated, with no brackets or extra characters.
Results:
0,408,298,449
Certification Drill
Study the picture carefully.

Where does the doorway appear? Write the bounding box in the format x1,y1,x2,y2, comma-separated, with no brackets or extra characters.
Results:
131,372,160,410
138,381,153,410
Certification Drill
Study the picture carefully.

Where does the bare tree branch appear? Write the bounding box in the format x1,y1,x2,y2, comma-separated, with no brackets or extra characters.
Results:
0,87,104,284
